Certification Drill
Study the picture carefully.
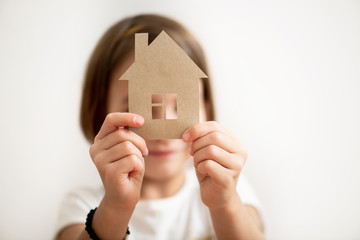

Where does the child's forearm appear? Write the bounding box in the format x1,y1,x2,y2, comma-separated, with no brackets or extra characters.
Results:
77,112,146,240
209,194,265,240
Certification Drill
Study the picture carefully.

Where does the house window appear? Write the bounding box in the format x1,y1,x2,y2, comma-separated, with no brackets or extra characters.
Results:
152,94,177,119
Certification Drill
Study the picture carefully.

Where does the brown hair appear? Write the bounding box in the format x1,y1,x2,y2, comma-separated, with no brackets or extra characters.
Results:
80,14,216,143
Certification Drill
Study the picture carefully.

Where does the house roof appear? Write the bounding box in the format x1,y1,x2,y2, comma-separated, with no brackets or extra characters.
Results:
119,31,207,82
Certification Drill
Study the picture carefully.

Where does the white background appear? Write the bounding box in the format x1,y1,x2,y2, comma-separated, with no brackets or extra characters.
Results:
1,0,359,239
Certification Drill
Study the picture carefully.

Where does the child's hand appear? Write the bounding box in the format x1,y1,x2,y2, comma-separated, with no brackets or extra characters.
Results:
89,113,148,210
182,121,247,210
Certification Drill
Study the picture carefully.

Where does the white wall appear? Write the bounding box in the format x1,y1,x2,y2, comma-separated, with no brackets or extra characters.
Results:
1,0,359,239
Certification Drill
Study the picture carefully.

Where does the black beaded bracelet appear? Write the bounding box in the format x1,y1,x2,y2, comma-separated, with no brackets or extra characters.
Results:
85,207,130,240
85,208,100,240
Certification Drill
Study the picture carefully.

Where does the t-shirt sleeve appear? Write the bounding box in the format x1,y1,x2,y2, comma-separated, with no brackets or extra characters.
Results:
54,186,103,238
236,174,265,221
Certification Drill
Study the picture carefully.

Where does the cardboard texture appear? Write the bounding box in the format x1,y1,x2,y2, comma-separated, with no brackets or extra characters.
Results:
119,31,207,139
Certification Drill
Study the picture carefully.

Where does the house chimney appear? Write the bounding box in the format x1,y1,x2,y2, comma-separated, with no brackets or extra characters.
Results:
135,33,148,61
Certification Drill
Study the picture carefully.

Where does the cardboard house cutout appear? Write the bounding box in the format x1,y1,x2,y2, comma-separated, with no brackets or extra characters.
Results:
119,31,207,139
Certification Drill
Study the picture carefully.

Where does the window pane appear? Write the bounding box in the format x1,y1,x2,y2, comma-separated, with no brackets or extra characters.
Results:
165,94,177,119
152,94,162,104
152,106,163,119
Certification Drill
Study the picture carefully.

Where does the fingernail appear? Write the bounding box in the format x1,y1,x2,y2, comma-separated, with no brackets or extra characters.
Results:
134,116,144,125
183,132,190,141
144,148,149,156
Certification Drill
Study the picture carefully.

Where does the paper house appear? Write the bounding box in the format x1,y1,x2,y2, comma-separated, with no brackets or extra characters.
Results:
119,31,207,139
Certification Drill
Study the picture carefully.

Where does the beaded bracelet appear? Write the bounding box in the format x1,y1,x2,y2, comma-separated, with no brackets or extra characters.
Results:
85,207,130,240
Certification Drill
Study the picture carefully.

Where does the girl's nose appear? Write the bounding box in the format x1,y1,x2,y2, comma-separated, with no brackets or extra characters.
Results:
165,105,177,119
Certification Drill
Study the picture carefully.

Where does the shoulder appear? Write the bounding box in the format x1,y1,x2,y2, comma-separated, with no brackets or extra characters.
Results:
55,186,104,237
59,186,104,214
236,174,265,221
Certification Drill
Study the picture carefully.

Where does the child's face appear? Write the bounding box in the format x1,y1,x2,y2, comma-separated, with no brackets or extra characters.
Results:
108,55,207,181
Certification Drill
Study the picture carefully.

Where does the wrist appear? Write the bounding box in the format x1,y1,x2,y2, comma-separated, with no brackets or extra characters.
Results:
102,193,138,212
91,198,134,240
208,193,242,213
86,208,131,240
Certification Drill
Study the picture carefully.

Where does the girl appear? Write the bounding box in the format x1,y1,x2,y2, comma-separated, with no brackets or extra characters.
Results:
56,14,265,240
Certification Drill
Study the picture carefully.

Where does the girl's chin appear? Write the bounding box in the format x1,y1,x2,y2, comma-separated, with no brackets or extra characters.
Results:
143,168,180,181
144,157,188,179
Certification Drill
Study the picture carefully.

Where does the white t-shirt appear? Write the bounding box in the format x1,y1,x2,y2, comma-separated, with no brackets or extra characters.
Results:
56,166,263,240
